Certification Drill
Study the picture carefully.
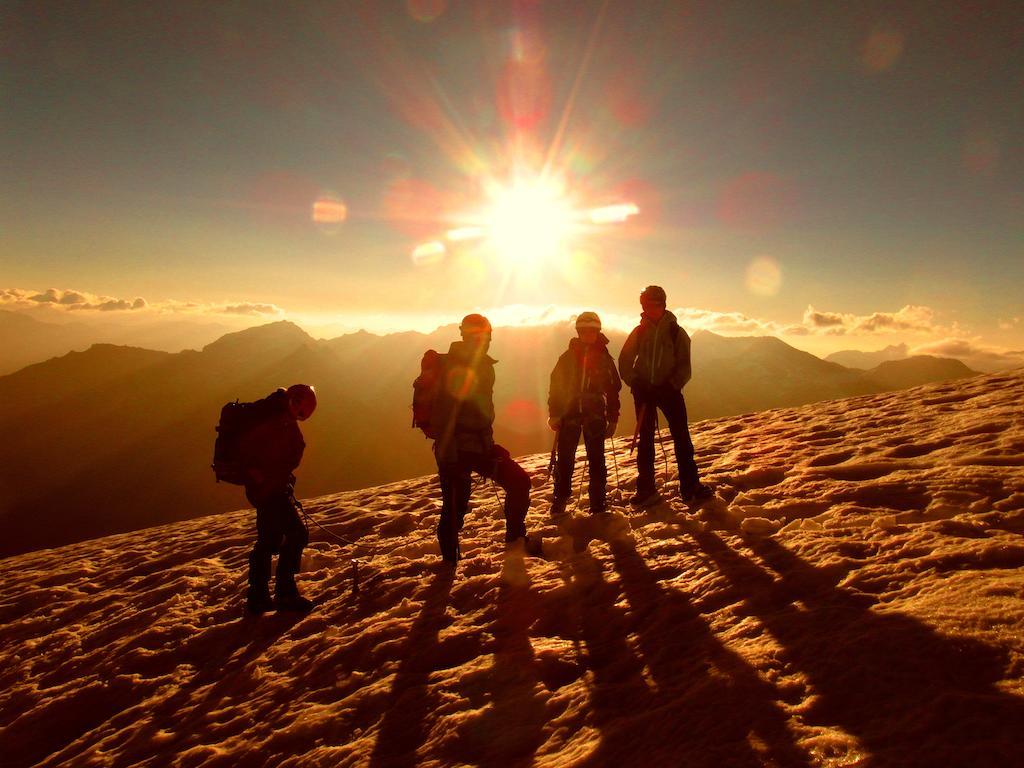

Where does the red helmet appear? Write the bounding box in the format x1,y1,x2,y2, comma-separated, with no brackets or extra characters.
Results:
287,383,317,420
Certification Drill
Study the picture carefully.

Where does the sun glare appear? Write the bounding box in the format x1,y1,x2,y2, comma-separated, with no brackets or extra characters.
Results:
484,179,577,268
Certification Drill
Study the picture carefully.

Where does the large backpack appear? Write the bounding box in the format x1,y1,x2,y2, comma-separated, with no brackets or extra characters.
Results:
212,399,263,484
411,350,446,439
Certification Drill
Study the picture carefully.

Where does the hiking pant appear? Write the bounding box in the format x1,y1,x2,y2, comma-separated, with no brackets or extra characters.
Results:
245,485,308,598
436,444,531,560
554,415,607,510
633,385,700,496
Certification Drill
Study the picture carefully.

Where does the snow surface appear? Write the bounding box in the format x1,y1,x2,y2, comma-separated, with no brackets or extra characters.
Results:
2,370,1023,767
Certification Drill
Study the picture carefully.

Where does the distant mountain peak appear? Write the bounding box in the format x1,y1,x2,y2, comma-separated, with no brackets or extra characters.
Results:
201,320,314,354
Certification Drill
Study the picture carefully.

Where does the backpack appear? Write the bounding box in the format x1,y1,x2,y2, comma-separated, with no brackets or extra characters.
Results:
212,399,263,484
411,350,446,439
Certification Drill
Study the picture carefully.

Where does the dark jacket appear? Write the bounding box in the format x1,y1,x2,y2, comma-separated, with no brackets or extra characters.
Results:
433,340,496,462
548,335,621,422
618,310,692,390
240,388,305,493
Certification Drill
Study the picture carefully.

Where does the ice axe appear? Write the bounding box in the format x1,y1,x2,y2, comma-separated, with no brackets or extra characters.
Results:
547,426,559,477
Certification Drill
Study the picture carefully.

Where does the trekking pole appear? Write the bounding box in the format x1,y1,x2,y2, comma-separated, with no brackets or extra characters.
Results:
609,432,621,489
572,456,589,514
654,412,671,490
547,429,559,478
629,403,647,456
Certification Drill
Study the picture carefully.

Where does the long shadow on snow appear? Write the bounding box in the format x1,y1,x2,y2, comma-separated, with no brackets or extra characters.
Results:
440,551,548,766
574,531,812,768
369,566,455,768
695,531,1024,767
24,610,304,768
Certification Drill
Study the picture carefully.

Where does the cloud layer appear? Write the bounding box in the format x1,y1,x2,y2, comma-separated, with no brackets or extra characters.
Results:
911,338,1024,371
1,288,282,318
802,304,946,336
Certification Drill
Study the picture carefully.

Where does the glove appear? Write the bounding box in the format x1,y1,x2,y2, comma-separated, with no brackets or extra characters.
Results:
605,420,618,439
548,416,561,432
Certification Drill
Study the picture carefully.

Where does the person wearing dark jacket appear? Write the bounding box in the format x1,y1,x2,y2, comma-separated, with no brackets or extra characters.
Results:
548,312,621,515
618,286,712,506
432,314,538,564
241,384,317,614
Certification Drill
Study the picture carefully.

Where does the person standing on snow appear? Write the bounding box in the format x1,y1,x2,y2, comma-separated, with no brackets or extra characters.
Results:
240,384,317,614
430,314,540,564
547,311,622,516
618,286,712,507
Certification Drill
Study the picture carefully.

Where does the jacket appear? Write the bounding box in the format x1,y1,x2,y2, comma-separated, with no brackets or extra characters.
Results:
618,310,692,390
433,340,496,462
240,388,305,493
548,334,622,422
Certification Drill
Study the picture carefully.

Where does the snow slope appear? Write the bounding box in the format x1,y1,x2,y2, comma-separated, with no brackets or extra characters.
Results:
2,370,1023,767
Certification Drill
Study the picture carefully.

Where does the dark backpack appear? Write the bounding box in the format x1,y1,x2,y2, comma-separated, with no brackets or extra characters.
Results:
411,350,446,439
212,400,263,484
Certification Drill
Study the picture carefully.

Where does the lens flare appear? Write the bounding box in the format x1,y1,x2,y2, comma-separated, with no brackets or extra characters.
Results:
407,0,447,23
862,27,904,73
412,241,446,267
312,194,348,233
446,226,485,242
745,256,782,296
589,203,639,224
501,398,544,435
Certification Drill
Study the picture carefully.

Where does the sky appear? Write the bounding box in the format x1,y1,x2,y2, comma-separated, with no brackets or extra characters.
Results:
2,1,1022,360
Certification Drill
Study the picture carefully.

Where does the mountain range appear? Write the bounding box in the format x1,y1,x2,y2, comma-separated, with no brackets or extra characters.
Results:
0,320,979,557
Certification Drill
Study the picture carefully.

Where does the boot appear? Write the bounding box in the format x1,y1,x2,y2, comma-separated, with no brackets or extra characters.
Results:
628,490,662,508
275,590,314,613
245,588,274,615
681,483,714,504
505,534,544,558
550,495,570,519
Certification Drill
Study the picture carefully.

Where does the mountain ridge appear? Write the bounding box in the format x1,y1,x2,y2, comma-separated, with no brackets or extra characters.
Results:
0,322,983,557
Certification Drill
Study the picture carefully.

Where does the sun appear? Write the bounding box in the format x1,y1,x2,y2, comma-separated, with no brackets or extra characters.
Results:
483,177,578,270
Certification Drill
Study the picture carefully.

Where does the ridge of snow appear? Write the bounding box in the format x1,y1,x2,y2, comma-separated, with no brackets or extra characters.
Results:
1,370,1023,767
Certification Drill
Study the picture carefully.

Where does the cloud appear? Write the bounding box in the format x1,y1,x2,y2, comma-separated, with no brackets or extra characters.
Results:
220,303,283,316
97,299,134,311
803,307,846,328
8,287,149,312
911,338,1024,372
802,304,945,336
675,307,784,336
2,288,279,318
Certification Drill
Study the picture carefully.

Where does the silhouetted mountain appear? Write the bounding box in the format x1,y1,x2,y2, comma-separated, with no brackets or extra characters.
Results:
826,344,910,369
202,320,317,359
863,355,977,390
0,309,236,375
0,311,96,375
687,332,873,418
0,322,981,557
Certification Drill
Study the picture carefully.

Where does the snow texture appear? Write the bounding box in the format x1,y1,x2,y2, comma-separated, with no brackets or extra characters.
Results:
2,370,1023,767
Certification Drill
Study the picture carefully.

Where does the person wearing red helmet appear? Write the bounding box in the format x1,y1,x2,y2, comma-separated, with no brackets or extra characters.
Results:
239,383,317,614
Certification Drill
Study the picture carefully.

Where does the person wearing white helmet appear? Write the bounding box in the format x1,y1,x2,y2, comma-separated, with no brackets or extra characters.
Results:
547,311,621,515
619,286,712,506
238,383,317,614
